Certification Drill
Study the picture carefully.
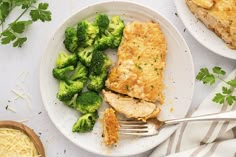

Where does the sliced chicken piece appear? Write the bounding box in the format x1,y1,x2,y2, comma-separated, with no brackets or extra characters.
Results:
102,90,160,121
103,108,119,146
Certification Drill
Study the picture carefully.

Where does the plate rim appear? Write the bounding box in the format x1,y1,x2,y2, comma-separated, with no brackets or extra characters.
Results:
39,0,195,156
174,0,236,60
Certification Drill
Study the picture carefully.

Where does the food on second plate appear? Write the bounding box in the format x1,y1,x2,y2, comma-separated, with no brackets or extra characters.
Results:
103,90,161,121
186,0,236,49
105,21,167,104
103,108,119,146
0,128,38,157
52,14,125,133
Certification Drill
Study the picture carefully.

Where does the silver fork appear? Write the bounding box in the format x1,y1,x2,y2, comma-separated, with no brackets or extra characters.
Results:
118,110,236,136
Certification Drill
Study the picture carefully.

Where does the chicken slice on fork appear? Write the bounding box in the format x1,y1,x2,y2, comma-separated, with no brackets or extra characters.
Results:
102,90,161,122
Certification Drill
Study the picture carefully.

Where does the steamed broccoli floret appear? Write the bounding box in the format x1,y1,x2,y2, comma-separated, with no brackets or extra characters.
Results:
64,93,78,108
70,62,88,82
94,15,124,50
96,14,109,34
108,16,125,37
72,112,99,133
87,71,108,92
57,80,84,101
94,35,114,50
107,16,125,48
77,20,99,47
75,91,102,114
90,51,111,75
64,27,79,53
56,52,78,68
52,66,74,80
77,46,94,67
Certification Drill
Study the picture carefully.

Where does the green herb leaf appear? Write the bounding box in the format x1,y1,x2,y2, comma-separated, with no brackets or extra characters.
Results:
1,30,16,44
222,87,232,94
202,74,215,85
197,67,236,106
0,1,52,48
14,0,37,9
212,93,225,104
227,80,236,88
125,85,129,91
226,95,236,106
30,3,52,22
38,3,49,10
10,20,32,34
212,66,226,75
196,68,210,81
0,1,12,23
13,37,27,47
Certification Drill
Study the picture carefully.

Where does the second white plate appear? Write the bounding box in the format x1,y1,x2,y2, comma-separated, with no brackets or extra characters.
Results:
175,0,236,59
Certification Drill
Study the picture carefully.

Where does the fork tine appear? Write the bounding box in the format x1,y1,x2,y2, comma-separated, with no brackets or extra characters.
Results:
118,119,160,136
119,124,148,128
119,128,149,131
118,120,147,124
119,131,153,136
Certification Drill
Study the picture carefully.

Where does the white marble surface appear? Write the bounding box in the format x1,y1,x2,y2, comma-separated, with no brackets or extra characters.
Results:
0,0,235,157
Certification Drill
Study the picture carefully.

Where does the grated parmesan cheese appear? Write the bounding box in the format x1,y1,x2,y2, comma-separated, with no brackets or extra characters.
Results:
11,88,32,109
6,106,16,113
18,119,29,123
0,128,39,157
11,89,25,99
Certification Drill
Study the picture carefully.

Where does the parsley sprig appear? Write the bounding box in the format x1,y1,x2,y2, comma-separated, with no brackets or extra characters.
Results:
196,67,236,106
0,0,52,48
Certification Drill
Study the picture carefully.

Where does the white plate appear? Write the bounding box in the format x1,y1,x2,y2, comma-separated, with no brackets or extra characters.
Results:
175,0,236,59
40,1,194,156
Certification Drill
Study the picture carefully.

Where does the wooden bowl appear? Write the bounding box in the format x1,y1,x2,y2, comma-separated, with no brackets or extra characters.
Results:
0,121,45,157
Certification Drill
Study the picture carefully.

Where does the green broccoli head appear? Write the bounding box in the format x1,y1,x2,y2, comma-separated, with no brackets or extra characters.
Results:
72,112,99,133
108,16,125,36
87,71,108,92
111,36,123,48
64,27,79,53
64,93,78,108
52,66,74,80
57,80,84,101
90,51,111,75
75,91,102,114
70,62,88,82
96,14,109,34
94,35,114,50
56,52,78,68
106,16,125,48
77,20,99,47
77,46,94,67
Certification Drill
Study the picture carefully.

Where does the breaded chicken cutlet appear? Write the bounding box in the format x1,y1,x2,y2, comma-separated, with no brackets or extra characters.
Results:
105,21,167,104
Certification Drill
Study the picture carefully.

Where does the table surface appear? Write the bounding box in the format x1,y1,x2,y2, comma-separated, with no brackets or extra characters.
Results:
0,0,236,157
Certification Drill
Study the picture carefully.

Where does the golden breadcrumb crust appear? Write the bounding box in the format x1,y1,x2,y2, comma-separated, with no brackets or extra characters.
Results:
106,21,167,103
103,108,119,146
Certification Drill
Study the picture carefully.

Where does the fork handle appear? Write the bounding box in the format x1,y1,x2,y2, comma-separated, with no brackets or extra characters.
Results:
164,110,236,126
